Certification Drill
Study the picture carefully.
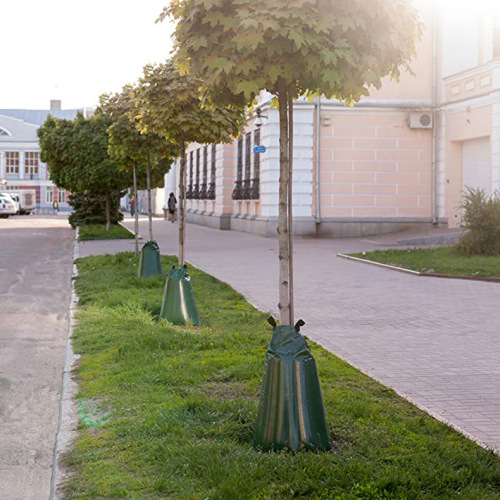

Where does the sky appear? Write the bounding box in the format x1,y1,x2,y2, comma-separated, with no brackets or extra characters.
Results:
0,0,174,110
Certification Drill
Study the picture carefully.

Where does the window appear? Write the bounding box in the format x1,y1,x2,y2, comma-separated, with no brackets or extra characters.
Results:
232,138,244,199
200,146,208,198
46,189,54,204
25,152,39,175
6,152,19,174
244,132,252,197
194,148,200,198
187,151,194,199
207,144,216,200
233,132,260,200
58,190,66,203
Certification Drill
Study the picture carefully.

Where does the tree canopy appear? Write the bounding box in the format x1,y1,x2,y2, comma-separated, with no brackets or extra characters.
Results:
38,111,128,195
100,87,178,184
133,60,246,144
164,0,422,103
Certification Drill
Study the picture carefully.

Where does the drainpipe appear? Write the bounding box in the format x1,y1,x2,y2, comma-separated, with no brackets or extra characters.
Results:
315,96,322,228
431,2,439,225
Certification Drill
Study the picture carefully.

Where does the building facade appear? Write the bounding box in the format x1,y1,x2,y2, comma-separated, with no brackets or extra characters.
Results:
161,0,500,237
0,102,83,212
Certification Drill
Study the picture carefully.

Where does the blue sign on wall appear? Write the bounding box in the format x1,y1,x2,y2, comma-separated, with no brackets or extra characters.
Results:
253,145,267,154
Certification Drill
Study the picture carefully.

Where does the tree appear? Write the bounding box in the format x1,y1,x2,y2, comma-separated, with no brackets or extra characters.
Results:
165,0,422,325
38,112,128,231
133,60,246,266
100,87,178,255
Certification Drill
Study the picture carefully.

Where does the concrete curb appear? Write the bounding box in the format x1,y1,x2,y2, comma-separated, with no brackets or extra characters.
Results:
337,253,500,283
49,228,81,499
118,220,142,240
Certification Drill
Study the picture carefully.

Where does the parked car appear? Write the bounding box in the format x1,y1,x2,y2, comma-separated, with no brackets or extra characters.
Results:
1,190,36,215
0,194,17,218
0,192,19,213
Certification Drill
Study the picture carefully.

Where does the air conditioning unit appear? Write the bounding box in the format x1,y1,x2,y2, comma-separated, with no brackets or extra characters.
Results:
408,111,433,129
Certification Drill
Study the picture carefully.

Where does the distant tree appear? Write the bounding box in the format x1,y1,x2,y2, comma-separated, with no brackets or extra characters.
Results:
38,112,128,231
67,191,123,229
133,61,246,266
100,87,178,254
166,0,422,325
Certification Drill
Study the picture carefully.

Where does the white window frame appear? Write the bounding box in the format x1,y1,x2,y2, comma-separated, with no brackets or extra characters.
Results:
6,151,20,174
25,151,39,175
46,189,54,204
58,190,66,204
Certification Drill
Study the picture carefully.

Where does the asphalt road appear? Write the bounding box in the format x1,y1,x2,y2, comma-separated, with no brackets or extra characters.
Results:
0,216,73,500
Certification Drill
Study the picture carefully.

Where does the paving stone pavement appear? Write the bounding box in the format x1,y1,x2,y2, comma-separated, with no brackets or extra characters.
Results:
80,217,500,454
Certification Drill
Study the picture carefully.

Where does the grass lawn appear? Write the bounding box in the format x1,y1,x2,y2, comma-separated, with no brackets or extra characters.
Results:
349,246,500,277
78,224,134,241
64,253,500,498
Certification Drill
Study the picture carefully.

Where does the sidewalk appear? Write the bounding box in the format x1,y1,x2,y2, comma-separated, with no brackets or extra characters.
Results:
80,218,500,454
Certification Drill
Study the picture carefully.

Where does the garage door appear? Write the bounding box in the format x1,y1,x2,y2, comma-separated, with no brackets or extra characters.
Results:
462,137,491,195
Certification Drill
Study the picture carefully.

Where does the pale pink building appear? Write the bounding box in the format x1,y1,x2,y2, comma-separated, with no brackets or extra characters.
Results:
160,0,500,236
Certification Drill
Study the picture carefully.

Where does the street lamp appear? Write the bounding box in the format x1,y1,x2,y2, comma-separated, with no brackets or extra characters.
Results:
254,108,268,128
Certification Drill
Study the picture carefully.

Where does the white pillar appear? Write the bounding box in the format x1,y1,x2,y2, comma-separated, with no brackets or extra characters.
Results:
259,103,315,220
492,102,500,191
0,151,5,179
19,151,24,180
165,162,177,204
437,112,447,220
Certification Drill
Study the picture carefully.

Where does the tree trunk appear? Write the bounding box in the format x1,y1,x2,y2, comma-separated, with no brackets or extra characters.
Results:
277,82,291,326
288,91,295,325
133,161,139,258
147,154,153,241
105,189,111,232
116,189,121,220
178,140,186,267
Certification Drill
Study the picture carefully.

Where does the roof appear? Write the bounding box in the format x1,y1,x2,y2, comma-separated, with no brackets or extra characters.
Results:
0,109,83,126
0,114,40,142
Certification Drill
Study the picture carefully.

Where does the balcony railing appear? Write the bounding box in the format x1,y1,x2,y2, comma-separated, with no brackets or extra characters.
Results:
232,178,260,200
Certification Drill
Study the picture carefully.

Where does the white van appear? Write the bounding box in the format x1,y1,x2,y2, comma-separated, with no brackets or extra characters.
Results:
5,193,20,213
1,190,36,215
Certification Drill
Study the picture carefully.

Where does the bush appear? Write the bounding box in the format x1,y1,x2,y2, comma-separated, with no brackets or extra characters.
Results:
457,188,500,256
68,191,124,228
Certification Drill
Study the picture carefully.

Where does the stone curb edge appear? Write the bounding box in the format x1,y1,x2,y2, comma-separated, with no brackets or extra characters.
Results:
118,220,142,240
337,253,500,283
50,228,81,499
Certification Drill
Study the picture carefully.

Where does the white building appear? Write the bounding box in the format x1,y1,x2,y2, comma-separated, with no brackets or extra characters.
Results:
0,101,84,211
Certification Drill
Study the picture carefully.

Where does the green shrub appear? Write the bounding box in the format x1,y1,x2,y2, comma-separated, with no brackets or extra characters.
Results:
68,191,124,228
457,188,500,256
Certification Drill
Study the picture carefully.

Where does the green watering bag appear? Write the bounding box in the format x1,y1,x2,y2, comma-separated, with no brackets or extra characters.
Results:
159,265,201,326
254,318,331,451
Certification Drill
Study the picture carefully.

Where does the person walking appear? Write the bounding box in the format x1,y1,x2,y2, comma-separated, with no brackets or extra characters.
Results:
130,195,135,217
167,192,177,223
